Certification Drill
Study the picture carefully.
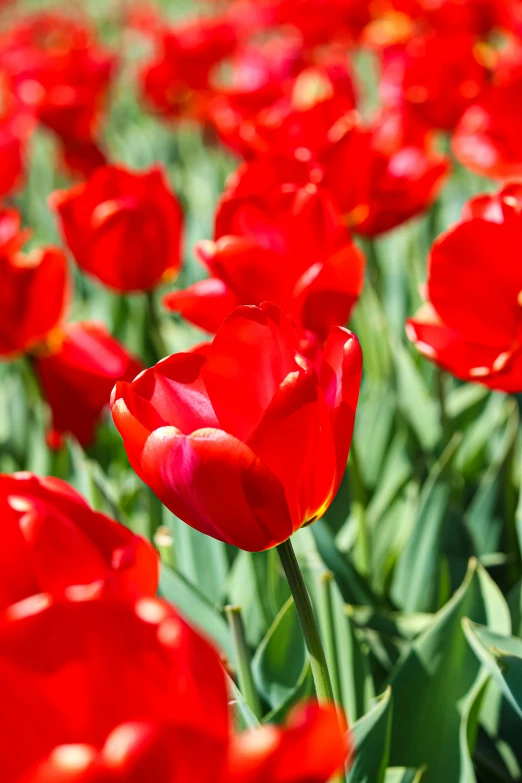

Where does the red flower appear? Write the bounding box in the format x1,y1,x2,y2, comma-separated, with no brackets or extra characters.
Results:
0,472,158,609
0,13,115,176
452,72,522,179
0,595,347,783
34,321,141,448
0,210,69,359
210,59,357,159
224,109,448,238
111,302,362,552
137,11,239,121
380,32,489,132
407,183,522,391
165,182,364,339
51,165,184,293
321,112,449,236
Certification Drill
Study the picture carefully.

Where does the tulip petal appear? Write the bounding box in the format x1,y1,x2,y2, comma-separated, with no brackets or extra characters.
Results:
428,218,522,348
202,303,300,441
321,327,362,481
227,703,348,783
140,425,293,551
163,277,239,333
295,243,365,340
247,367,337,530
407,306,522,393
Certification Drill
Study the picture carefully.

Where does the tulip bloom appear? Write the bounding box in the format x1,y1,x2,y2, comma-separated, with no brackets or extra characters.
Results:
112,303,362,552
380,32,489,132
136,11,239,121
51,165,184,293
0,594,347,783
407,183,522,391
211,60,357,159
0,472,158,609
453,76,522,180
0,209,68,359
34,321,141,448
0,13,115,176
165,183,364,339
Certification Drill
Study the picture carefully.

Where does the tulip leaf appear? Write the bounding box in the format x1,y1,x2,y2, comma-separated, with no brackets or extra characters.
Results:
166,512,229,605
251,597,312,716
385,768,426,783
159,563,233,660
346,686,393,783
387,559,511,782
454,394,508,478
312,520,376,606
228,677,261,731
463,620,522,721
391,434,461,613
394,342,442,450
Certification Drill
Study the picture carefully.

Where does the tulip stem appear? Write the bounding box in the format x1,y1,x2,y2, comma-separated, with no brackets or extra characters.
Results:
226,605,262,720
277,539,334,705
145,291,169,362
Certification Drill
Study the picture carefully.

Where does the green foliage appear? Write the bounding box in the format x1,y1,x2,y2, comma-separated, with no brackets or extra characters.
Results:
6,2,522,780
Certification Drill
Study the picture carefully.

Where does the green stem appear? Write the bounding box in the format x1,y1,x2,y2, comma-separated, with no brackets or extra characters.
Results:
145,290,169,362
276,539,334,705
225,605,262,720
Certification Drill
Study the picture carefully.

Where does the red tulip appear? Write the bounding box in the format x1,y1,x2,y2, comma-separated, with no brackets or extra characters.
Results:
220,108,448,238
0,210,69,359
0,13,115,176
34,321,141,449
166,182,364,339
112,302,362,552
136,11,239,121
453,73,522,179
321,112,449,236
51,165,184,293
0,472,158,609
211,59,357,159
407,183,522,391
0,594,347,783
380,32,489,132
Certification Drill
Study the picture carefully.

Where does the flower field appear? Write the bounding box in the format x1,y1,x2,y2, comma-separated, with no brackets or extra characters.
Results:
1,0,522,781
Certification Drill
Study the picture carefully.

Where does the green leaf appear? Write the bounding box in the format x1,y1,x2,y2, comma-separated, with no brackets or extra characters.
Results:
159,564,232,660
394,341,442,450
387,559,511,782
391,434,461,613
312,520,375,606
385,768,426,783
347,687,393,783
228,677,261,732
165,512,229,605
251,597,312,716
464,621,522,721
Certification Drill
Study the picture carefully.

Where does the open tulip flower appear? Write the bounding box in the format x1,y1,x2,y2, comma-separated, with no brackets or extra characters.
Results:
165,182,364,338
51,164,184,294
112,302,362,552
0,209,69,359
0,594,347,783
0,472,158,609
34,321,142,449
407,183,522,391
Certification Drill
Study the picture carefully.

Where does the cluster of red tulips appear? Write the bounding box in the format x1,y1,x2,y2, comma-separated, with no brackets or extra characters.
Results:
2,0,522,780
